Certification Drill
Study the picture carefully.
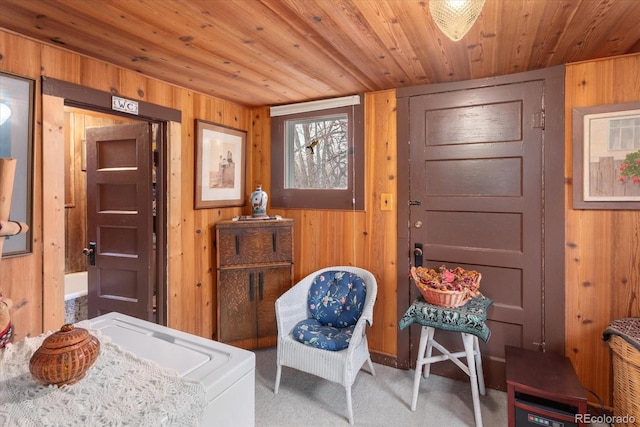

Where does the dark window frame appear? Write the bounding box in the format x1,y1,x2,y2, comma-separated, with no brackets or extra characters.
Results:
270,98,365,210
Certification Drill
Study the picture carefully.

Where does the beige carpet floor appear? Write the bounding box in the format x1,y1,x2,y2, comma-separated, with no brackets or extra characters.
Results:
254,347,508,427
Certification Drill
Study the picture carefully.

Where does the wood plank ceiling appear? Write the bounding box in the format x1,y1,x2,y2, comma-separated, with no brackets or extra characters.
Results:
1,0,640,107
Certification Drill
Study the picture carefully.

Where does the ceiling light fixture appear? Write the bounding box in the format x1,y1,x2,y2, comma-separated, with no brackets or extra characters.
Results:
429,0,486,42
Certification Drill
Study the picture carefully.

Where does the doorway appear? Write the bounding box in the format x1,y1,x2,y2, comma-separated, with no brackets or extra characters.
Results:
395,66,566,390
43,77,180,328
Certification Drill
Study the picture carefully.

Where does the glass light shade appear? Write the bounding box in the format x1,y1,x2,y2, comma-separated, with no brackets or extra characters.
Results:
429,0,486,41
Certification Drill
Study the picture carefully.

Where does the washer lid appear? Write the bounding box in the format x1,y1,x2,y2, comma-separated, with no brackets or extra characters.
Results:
95,322,211,376
90,312,255,401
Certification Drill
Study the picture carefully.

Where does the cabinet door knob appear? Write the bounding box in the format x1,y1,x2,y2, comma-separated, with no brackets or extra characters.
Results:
249,272,255,301
259,272,264,300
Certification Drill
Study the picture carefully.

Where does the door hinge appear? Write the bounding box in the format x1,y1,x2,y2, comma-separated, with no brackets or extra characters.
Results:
533,110,545,130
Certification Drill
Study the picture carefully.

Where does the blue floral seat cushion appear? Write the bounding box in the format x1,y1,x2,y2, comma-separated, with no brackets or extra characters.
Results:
291,270,367,351
292,319,356,351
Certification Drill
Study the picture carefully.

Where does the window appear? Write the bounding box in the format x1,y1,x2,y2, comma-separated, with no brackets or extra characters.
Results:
608,116,640,150
270,95,364,210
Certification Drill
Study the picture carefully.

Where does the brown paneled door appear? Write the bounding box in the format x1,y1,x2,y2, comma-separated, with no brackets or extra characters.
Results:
409,81,545,389
85,123,154,321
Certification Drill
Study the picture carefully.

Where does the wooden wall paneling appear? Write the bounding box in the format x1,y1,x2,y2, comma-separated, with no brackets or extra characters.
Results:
167,120,184,331
194,208,212,338
567,209,613,403
0,31,40,75
612,212,640,319
194,93,214,338
565,63,614,408
364,90,398,357
79,56,119,93
118,68,148,102
174,91,202,336
613,55,640,101
565,53,640,408
42,94,66,333
296,210,338,274
193,94,218,339
223,101,248,131
145,77,176,109
342,211,358,264
249,107,271,195
41,47,82,85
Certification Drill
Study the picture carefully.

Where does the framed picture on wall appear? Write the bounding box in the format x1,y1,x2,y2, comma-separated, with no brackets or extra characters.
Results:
194,120,246,209
0,71,35,257
573,101,640,210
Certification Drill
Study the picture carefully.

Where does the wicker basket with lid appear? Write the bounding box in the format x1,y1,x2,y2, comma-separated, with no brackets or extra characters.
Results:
29,324,100,386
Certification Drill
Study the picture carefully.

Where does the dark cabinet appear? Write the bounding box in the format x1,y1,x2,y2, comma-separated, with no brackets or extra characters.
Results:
215,218,293,349
506,346,587,427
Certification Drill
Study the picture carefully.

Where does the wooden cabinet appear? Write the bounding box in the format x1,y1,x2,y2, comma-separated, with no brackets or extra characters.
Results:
215,218,293,349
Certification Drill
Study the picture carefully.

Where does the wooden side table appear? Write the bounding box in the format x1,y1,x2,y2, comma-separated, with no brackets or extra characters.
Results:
506,346,587,427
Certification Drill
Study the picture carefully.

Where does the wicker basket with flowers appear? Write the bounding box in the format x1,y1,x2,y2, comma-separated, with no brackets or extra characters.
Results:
410,265,482,308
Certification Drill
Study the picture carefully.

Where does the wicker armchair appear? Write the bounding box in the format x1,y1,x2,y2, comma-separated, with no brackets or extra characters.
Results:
274,266,378,425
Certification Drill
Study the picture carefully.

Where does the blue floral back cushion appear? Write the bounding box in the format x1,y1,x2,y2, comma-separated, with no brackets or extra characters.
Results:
292,319,355,351
291,271,367,351
307,271,367,327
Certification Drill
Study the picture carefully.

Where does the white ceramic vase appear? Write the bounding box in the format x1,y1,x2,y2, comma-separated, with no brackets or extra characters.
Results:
250,185,268,217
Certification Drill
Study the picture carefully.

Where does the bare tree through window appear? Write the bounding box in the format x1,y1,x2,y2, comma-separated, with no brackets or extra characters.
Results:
286,113,348,190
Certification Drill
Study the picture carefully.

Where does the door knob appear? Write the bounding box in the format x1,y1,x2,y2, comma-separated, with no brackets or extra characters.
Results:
414,243,424,267
83,242,96,266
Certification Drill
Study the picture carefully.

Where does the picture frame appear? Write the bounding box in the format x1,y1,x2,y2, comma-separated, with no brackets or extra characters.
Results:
195,120,246,209
572,101,640,210
0,71,35,257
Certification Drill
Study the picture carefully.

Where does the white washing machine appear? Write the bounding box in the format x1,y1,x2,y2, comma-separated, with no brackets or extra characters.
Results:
90,312,255,427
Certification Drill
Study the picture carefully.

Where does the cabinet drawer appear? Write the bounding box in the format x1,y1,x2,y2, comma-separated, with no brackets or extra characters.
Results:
217,223,293,266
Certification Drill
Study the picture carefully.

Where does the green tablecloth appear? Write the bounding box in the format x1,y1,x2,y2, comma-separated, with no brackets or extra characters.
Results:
399,295,493,342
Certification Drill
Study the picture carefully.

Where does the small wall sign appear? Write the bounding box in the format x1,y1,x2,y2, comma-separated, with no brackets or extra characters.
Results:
112,96,139,115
